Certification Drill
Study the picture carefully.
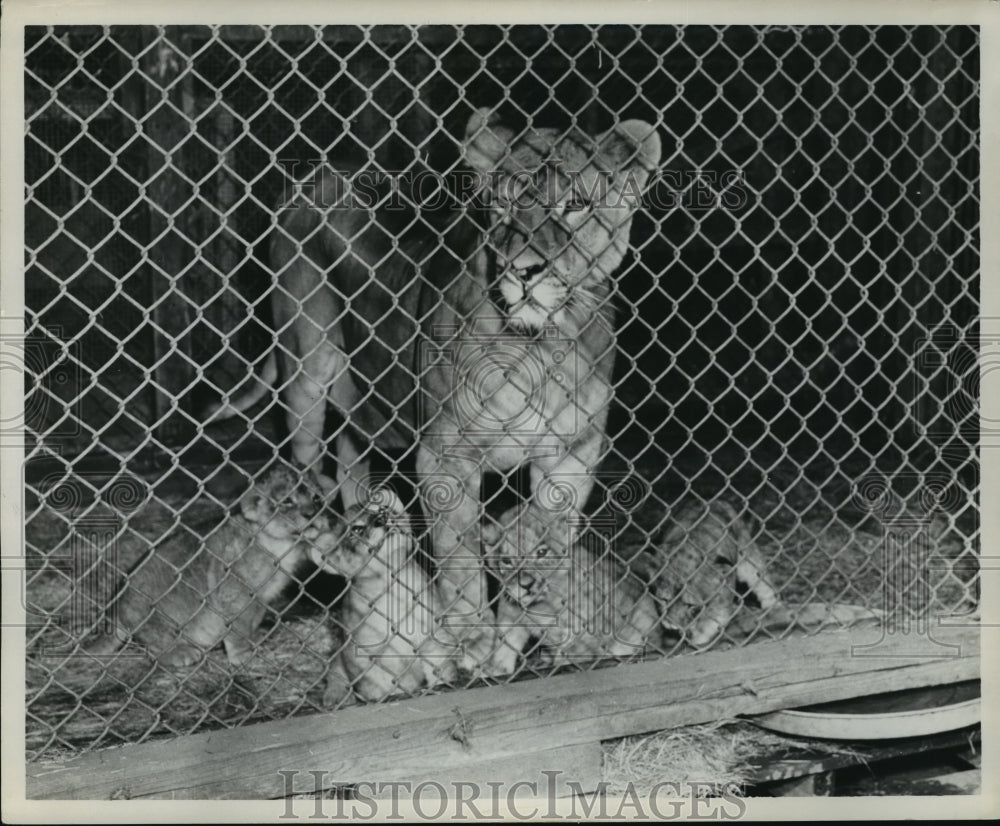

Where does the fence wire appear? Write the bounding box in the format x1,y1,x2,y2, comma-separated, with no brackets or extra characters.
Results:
21,24,979,760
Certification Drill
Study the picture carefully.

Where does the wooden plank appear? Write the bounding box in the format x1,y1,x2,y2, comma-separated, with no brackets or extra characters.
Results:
137,742,602,802
367,742,603,801
26,624,978,800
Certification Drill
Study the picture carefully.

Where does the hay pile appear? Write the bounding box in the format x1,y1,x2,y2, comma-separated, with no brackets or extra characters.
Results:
602,719,862,795
24,493,348,758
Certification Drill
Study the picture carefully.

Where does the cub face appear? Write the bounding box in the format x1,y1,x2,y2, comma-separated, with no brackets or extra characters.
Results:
649,501,772,647
483,503,574,607
656,575,731,639
239,466,331,540
310,488,411,579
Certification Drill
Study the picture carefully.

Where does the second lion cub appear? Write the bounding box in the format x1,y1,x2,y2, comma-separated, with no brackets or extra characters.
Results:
310,489,460,705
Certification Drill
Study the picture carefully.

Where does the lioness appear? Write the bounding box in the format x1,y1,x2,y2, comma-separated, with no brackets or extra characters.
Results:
211,109,661,669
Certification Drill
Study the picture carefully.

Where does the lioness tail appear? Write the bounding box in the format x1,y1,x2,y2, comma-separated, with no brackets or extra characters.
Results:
202,352,279,423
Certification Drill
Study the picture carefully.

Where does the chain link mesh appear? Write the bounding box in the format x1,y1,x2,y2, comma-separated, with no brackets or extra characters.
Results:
22,24,979,760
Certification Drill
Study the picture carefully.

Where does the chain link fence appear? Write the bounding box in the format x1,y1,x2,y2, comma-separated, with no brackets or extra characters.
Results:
22,24,979,761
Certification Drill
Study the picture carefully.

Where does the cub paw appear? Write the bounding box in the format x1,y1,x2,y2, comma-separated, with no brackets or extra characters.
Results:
487,645,519,677
223,643,255,667
455,623,498,676
323,678,356,709
429,657,460,686
686,617,725,648
322,659,356,708
158,644,203,668
752,580,779,610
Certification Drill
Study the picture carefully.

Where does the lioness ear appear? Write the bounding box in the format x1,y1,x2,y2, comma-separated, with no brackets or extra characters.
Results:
604,120,662,192
463,107,515,174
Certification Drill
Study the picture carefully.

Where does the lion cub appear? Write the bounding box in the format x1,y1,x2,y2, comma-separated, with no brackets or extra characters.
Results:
309,489,460,705
483,503,660,675
649,500,779,647
84,467,329,667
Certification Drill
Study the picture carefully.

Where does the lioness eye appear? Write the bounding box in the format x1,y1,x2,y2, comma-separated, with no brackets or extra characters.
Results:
537,545,549,558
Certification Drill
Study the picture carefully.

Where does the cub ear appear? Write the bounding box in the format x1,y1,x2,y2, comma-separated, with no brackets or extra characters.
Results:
366,486,405,516
603,120,662,192
463,107,515,174
239,489,267,523
481,518,503,552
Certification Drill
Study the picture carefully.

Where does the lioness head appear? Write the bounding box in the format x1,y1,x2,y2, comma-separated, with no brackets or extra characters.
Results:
463,108,661,330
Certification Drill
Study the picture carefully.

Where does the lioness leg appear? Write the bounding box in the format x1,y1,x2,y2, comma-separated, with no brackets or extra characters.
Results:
415,445,495,673
529,442,604,538
270,248,341,470
334,430,371,510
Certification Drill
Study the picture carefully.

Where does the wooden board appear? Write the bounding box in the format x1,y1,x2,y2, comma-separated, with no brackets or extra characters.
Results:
26,623,978,800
